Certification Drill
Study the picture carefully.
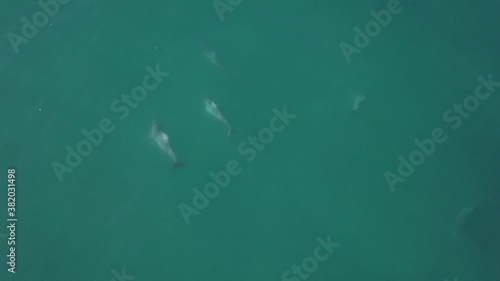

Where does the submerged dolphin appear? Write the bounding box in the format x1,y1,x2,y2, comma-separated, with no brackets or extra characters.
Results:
151,120,184,169
203,43,239,77
452,194,500,281
205,98,235,136
453,203,479,240
204,48,221,68
352,94,366,112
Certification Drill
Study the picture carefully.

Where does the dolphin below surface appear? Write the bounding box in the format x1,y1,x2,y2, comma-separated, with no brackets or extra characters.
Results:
151,120,184,169
352,94,366,112
202,43,239,77
205,98,235,136
452,200,500,280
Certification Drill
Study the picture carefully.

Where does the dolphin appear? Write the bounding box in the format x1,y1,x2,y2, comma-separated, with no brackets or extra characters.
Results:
151,120,184,169
203,43,239,77
205,98,235,136
204,48,221,68
453,203,479,240
352,94,366,112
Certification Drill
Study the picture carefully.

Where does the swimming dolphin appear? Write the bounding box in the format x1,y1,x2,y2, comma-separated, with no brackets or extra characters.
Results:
452,192,500,281
151,120,184,169
352,94,366,112
205,98,235,136
453,203,479,240
203,43,239,77
204,48,221,68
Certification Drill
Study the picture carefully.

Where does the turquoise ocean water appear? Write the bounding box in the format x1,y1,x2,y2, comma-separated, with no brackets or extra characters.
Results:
1,0,500,281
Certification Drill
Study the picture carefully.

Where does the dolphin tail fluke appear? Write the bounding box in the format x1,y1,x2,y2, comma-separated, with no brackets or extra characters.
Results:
171,161,184,169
